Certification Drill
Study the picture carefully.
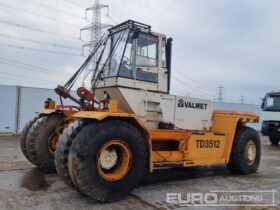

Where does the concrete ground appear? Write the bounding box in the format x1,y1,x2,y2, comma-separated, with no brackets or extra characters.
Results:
0,135,279,210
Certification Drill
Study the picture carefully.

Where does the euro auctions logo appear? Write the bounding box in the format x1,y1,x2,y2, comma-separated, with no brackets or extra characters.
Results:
166,190,276,207
166,192,218,206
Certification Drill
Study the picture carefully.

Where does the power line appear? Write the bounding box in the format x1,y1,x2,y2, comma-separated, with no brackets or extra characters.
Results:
0,2,82,28
171,76,216,99
61,0,87,9
106,15,120,24
0,33,81,50
172,75,217,97
171,86,211,99
172,77,212,98
0,75,55,87
0,60,67,78
172,70,217,99
0,70,59,85
172,73,216,95
171,86,186,95
173,66,216,91
29,0,86,20
173,66,241,103
0,43,83,56
0,19,81,41
0,74,80,90
0,56,69,75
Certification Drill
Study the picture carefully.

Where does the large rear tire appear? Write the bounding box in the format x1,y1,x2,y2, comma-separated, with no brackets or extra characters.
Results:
20,115,40,163
26,114,64,173
227,126,261,174
55,120,85,188
68,120,147,202
269,137,279,145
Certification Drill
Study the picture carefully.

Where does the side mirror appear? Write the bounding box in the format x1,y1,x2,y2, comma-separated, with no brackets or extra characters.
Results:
261,98,265,109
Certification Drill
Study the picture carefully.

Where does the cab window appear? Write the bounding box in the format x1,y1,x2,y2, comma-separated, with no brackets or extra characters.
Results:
136,34,157,66
119,32,134,79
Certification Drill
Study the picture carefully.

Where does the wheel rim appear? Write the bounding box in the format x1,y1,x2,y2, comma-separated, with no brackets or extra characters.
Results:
48,133,59,153
244,140,257,165
97,140,132,181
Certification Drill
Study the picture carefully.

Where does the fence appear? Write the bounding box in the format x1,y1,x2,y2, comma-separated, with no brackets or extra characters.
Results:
0,85,262,135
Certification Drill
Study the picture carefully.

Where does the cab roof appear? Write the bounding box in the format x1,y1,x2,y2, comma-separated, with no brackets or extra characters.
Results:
266,91,280,96
108,20,151,34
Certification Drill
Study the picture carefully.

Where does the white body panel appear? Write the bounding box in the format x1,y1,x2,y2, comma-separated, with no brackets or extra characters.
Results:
262,111,280,121
119,88,213,130
97,77,159,92
174,96,213,130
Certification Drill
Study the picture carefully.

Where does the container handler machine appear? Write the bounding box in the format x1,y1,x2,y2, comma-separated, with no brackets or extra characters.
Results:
20,20,261,202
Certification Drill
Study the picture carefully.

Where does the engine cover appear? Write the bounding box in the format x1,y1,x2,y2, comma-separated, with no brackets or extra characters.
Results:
158,95,213,130
173,96,213,130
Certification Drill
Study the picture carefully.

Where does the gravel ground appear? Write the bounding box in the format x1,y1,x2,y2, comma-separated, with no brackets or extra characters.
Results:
0,135,279,210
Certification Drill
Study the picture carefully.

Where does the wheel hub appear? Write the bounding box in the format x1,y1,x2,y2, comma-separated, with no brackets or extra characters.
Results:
48,133,59,153
97,140,132,181
99,149,118,170
245,140,256,165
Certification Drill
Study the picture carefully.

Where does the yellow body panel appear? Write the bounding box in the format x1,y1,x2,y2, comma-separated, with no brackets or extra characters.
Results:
73,110,259,172
187,133,227,160
210,110,258,161
150,132,227,166
73,111,137,121
37,108,76,119
37,108,56,115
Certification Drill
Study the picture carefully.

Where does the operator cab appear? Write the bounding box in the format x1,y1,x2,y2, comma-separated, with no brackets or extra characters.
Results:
261,92,280,145
56,20,213,130
93,20,172,93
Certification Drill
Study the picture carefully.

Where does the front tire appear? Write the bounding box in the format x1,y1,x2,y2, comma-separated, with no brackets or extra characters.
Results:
26,114,64,173
269,137,279,145
68,120,147,202
227,126,261,174
55,120,85,187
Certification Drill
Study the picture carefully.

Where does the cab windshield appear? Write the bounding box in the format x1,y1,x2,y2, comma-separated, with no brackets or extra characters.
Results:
94,29,130,79
263,95,280,111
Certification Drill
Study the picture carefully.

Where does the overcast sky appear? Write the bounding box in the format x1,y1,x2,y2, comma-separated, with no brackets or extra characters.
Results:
0,0,279,104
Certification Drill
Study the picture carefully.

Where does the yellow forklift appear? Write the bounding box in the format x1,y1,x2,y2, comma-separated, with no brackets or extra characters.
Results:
20,20,260,202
